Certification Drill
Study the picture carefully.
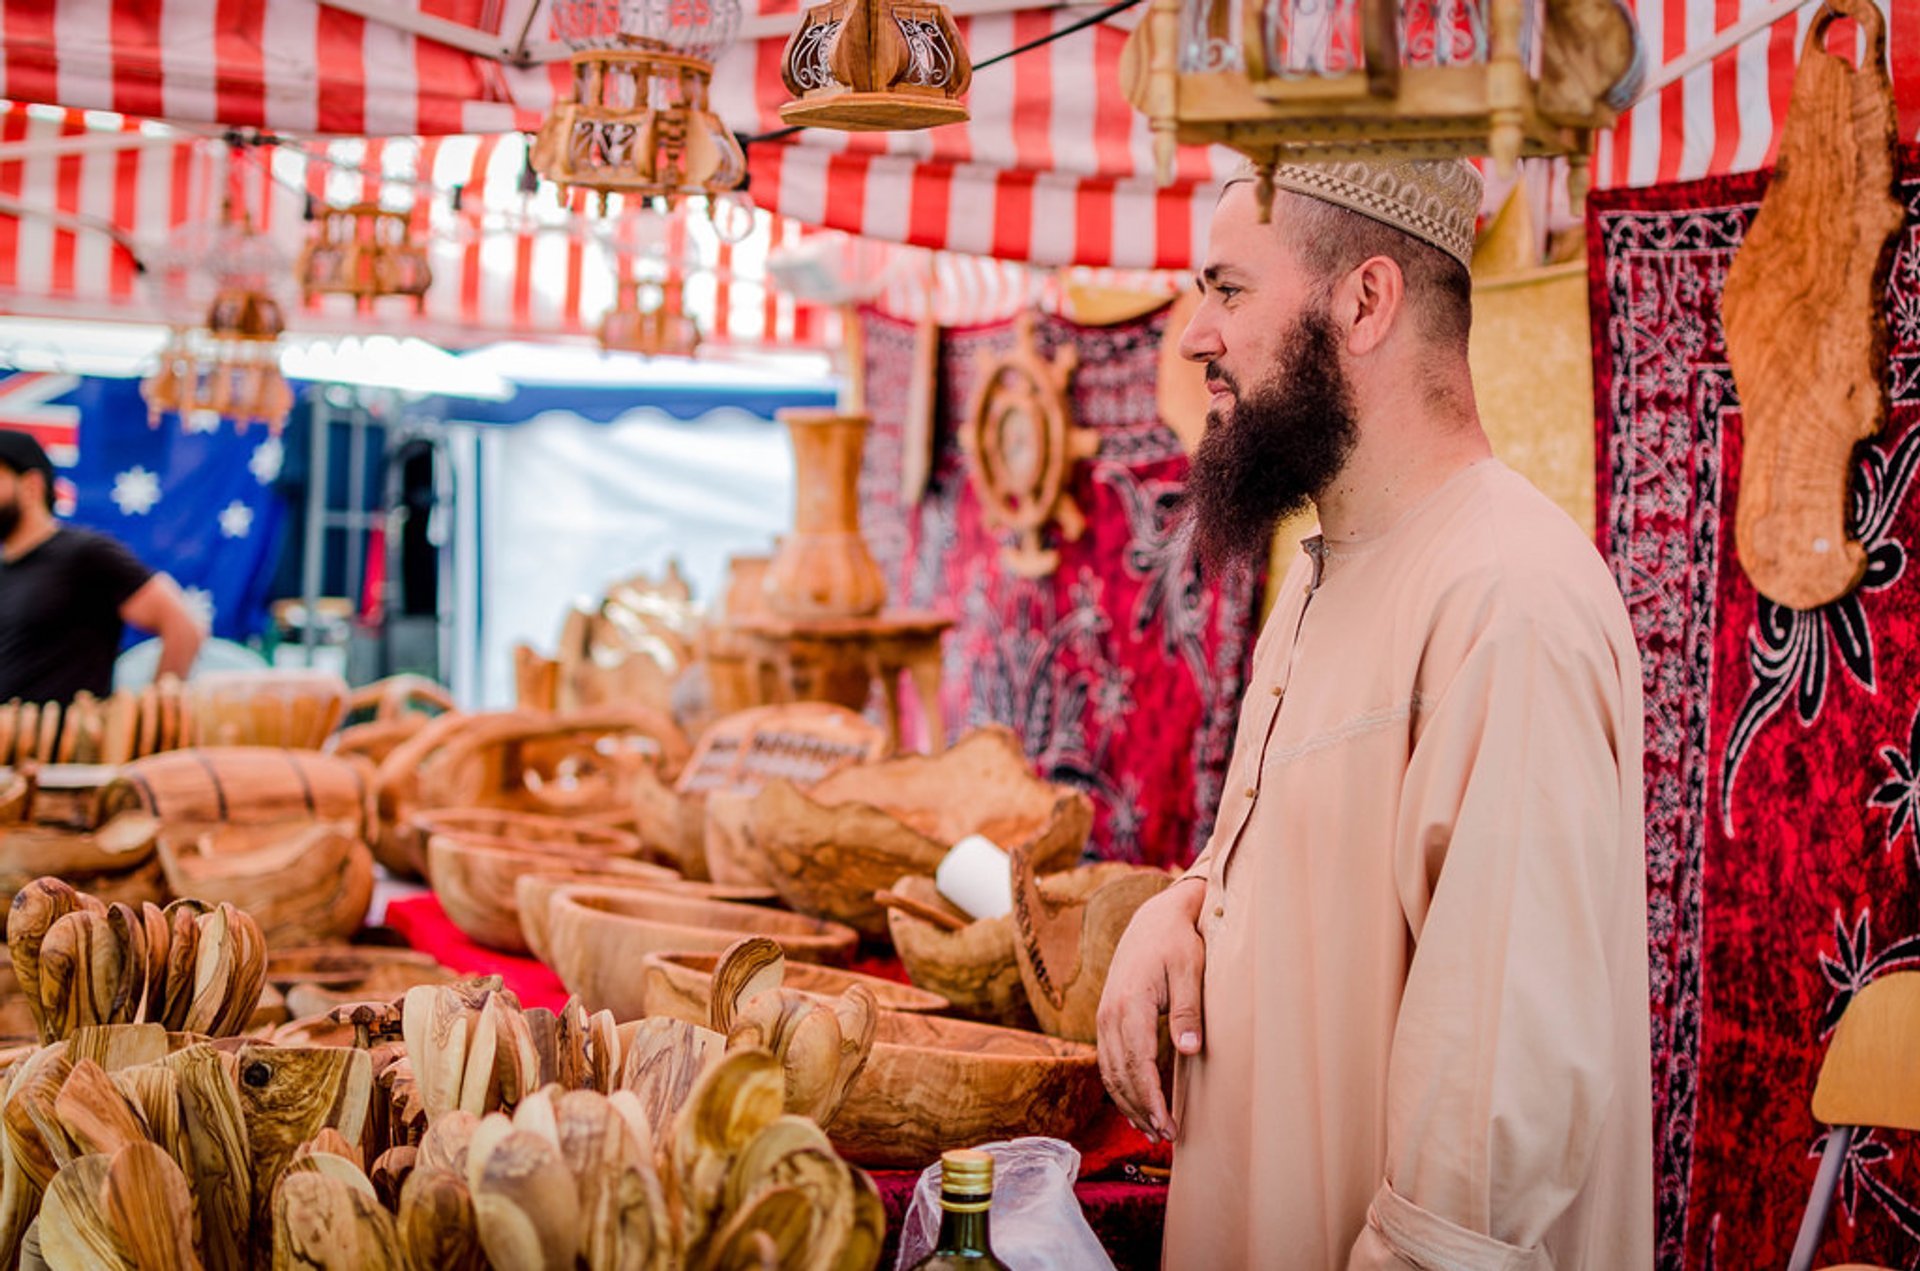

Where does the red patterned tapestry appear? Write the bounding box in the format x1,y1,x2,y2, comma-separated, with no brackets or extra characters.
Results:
1592,155,1920,1270
858,307,1261,870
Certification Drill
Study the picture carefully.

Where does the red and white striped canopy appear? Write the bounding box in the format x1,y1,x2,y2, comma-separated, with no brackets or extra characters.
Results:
0,0,1915,336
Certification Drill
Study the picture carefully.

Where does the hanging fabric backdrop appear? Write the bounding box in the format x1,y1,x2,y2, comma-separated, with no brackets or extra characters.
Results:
0,369,287,643
858,307,1259,870
1590,152,1920,1270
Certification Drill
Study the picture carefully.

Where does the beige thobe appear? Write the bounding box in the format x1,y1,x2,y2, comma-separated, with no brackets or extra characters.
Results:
1162,461,1653,1270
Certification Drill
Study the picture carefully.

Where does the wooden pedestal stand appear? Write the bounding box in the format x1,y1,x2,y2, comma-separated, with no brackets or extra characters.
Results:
724,611,952,754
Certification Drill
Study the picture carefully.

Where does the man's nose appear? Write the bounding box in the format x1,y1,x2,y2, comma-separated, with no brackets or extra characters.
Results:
1178,310,1221,364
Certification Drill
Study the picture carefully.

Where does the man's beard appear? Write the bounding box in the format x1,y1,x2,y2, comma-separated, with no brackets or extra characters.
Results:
0,494,18,542
1184,308,1358,572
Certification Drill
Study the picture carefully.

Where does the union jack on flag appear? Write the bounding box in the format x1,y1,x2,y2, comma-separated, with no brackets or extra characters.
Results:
0,371,81,513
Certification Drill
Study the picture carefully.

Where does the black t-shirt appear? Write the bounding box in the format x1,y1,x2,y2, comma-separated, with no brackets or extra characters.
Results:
0,527,153,705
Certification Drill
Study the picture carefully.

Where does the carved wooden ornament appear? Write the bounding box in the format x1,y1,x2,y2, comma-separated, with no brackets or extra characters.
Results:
961,314,1099,578
779,0,972,132
1723,0,1903,611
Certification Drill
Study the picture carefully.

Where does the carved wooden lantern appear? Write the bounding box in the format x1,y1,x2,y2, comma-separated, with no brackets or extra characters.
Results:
961,314,1098,578
297,204,433,312
1120,0,1643,212
598,277,702,359
779,0,973,131
531,0,747,213
141,213,294,434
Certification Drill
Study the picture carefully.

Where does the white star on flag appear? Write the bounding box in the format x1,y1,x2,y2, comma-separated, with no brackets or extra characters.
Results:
217,501,254,539
181,587,215,630
182,409,222,436
249,436,284,485
109,467,161,516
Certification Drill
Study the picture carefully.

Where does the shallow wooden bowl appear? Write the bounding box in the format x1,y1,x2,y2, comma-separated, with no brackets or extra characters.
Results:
546,884,859,1019
884,875,1034,1029
412,807,644,859
514,870,776,965
429,834,682,953
637,950,948,1026
825,1011,1105,1169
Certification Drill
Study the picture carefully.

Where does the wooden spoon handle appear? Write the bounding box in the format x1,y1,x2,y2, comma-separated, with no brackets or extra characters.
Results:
872,889,966,932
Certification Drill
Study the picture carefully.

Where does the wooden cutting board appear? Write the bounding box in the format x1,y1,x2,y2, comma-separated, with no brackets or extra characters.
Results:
1722,0,1904,611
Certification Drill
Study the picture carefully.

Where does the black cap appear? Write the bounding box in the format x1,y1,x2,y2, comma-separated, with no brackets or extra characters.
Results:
0,430,55,509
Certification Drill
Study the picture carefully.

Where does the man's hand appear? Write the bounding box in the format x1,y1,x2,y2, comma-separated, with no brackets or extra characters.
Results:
1095,876,1208,1142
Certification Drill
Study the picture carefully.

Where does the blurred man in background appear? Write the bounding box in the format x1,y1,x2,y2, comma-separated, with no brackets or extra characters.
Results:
0,428,203,704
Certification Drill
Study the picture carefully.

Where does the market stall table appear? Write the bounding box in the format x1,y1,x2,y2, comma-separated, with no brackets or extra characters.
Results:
383,892,1169,1269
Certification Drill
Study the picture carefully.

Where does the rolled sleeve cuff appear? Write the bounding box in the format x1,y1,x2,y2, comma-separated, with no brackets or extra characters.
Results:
1348,1181,1553,1271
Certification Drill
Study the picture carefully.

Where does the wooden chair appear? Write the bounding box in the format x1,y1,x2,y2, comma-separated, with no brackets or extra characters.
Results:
1787,971,1920,1271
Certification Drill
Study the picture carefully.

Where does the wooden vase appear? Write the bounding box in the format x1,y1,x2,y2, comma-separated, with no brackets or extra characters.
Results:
765,410,888,619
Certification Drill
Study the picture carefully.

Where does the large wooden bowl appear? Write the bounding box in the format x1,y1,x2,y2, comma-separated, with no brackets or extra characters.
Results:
419,808,657,951
736,727,1092,938
155,819,375,947
883,875,1034,1029
545,884,859,1019
637,950,948,1025
826,1011,1105,1169
514,871,776,965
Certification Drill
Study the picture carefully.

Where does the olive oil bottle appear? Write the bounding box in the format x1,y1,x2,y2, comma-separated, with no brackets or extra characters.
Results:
907,1149,1011,1269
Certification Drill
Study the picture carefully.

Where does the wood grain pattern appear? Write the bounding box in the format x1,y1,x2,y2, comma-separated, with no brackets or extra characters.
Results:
1009,852,1173,1044
639,951,945,1027
882,875,1034,1029
1723,0,1904,611
546,886,858,1021
735,727,1091,938
824,1011,1104,1169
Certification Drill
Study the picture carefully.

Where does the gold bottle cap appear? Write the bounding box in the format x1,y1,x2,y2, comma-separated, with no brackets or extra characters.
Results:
940,1149,995,1196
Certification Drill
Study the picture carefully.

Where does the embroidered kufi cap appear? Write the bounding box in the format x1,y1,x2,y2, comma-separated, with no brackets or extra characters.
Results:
1230,156,1483,270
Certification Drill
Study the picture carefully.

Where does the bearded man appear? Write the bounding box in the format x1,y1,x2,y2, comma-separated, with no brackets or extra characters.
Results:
1096,159,1654,1269
0,429,202,705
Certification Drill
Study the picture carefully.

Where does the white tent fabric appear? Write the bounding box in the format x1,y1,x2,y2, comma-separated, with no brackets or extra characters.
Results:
472,404,796,708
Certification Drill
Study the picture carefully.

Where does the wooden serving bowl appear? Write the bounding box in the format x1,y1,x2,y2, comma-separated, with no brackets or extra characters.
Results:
882,875,1034,1029
825,1011,1105,1169
155,819,375,947
736,727,1092,939
419,808,660,952
429,836,681,954
637,950,948,1026
514,871,776,965
545,884,859,1019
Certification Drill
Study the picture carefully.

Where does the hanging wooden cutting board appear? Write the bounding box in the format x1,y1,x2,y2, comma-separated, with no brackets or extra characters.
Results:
1722,0,1904,611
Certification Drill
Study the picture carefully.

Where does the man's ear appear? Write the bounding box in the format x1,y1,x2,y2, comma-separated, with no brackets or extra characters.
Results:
1339,255,1406,357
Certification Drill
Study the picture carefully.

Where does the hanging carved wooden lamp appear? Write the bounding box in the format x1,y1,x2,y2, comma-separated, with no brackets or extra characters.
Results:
598,276,702,358
961,314,1098,577
297,203,433,312
531,0,747,215
779,0,972,130
141,210,294,433
1120,0,1643,211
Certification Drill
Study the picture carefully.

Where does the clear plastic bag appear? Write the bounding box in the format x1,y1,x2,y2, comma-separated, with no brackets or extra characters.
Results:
893,1137,1119,1271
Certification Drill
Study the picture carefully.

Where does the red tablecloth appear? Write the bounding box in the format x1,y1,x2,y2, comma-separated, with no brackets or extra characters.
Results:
383,895,1169,1266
